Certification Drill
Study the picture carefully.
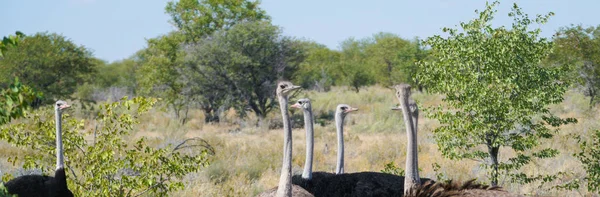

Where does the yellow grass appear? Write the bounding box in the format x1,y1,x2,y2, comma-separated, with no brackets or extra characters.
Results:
1,86,598,196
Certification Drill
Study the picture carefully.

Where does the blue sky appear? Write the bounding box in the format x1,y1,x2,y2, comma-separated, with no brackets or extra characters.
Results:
2,0,598,63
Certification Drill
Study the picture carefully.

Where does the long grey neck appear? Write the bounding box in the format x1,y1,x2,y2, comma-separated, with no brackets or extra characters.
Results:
411,101,418,140
55,109,64,170
401,96,420,194
276,95,292,197
335,112,344,174
302,107,314,180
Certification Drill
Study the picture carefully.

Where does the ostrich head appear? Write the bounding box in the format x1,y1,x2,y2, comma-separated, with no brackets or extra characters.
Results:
290,98,312,111
55,100,70,112
394,84,412,100
335,104,358,118
276,81,301,97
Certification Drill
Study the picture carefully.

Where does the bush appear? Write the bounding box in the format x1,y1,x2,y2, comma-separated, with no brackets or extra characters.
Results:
0,97,212,197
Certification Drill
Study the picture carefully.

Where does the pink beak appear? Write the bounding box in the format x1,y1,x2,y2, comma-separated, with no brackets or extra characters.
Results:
344,107,358,113
60,104,71,109
290,103,301,109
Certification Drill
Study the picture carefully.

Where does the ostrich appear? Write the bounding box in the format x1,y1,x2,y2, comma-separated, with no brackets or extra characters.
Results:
334,103,357,174
256,81,313,197
4,100,74,197
290,99,335,191
294,102,432,197
393,84,421,195
393,85,524,197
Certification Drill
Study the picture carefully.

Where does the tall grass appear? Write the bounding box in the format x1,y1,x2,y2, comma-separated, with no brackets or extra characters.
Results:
1,86,598,196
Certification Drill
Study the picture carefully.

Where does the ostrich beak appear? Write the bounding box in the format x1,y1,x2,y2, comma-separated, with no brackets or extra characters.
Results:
290,85,301,91
290,103,302,109
60,104,71,109
345,107,358,113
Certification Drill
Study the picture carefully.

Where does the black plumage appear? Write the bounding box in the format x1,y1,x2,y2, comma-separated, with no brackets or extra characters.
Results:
293,172,433,197
4,168,73,197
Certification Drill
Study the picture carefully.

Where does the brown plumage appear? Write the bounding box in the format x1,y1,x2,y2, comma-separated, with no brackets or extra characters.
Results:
406,179,524,197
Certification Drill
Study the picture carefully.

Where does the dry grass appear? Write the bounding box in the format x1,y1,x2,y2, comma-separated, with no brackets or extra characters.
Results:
1,86,598,196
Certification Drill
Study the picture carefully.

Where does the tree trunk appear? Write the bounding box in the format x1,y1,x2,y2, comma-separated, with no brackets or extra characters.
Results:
487,143,500,187
202,107,220,123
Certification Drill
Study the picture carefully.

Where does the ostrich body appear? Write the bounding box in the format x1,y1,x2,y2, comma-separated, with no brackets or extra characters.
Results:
256,81,313,197
4,100,74,197
406,179,524,197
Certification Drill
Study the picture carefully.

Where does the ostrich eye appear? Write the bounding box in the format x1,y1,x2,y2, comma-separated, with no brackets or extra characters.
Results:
280,85,286,89
298,101,303,104
57,103,61,106
341,107,347,110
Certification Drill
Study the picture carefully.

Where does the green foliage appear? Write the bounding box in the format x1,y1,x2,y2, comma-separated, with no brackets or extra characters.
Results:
381,161,405,176
137,0,268,123
0,32,97,104
0,97,212,197
550,25,600,107
416,1,576,186
0,31,24,58
165,0,269,43
0,78,42,125
183,21,306,118
363,33,423,87
293,41,339,91
573,130,600,193
0,183,16,197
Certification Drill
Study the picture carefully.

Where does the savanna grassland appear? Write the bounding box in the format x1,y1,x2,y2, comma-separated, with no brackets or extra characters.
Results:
2,86,594,196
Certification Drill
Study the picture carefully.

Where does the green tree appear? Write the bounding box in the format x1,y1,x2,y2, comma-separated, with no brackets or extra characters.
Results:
363,32,418,87
573,130,600,194
165,0,269,43
0,32,96,105
137,0,269,123
183,21,306,119
550,25,600,107
0,31,24,58
0,78,41,125
294,42,341,91
416,1,576,186
337,38,375,92
0,97,212,197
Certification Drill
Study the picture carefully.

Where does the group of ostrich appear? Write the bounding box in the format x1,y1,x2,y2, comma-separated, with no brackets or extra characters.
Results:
256,81,524,197
0,82,523,197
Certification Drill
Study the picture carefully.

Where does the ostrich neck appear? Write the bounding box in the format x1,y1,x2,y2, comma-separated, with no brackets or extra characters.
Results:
335,113,344,174
401,96,420,194
55,109,64,170
276,95,292,197
302,107,314,180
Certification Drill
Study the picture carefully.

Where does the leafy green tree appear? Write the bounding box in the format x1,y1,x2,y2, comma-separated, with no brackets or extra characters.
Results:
136,32,192,123
0,97,212,197
363,33,418,87
550,25,600,107
293,42,341,91
0,31,24,58
183,21,306,119
0,32,96,105
336,38,375,92
0,78,42,125
416,1,576,186
573,130,600,194
137,0,269,123
165,0,269,43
